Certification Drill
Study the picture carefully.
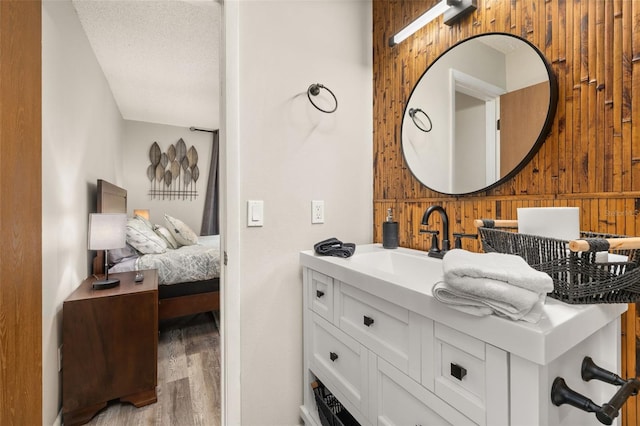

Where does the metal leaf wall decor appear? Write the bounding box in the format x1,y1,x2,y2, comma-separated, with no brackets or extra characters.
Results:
147,138,199,200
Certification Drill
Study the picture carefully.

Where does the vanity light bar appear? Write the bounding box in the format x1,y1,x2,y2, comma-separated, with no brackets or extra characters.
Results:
389,0,477,47
389,0,449,46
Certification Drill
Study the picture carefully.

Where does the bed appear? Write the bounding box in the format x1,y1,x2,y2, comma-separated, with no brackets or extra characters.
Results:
93,179,220,320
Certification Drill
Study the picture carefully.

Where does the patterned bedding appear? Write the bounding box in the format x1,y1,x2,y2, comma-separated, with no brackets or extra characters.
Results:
109,235,221,285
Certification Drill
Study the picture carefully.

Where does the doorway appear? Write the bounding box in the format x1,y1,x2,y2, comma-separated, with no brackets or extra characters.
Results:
450,68,504,193
71,1,225,422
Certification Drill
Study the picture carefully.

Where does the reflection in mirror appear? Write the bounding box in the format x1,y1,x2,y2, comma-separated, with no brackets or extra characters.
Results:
402,33,557,195
409,108,433,132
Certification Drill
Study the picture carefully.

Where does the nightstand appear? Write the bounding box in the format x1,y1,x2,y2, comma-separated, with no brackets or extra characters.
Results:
62,269,158,426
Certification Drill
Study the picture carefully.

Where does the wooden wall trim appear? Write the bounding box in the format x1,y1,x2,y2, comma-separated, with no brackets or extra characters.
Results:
0,1,43,425
376,192,640,203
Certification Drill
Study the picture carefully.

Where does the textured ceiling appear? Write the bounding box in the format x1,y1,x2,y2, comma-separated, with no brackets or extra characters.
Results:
72,0,220,129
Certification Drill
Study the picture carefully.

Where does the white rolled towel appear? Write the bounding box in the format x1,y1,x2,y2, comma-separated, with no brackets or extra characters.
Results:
443,249,554,294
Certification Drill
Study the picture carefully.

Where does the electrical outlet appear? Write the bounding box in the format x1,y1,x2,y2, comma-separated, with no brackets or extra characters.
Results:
58,345,63,372
312,200,324,224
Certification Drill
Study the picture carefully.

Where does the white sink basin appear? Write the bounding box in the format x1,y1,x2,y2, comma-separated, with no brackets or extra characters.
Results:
300,244,444,292
347,249,442,282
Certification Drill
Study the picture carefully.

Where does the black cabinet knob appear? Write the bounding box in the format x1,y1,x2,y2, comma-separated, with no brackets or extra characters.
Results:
363,316,375,327
451,363,467,381
330,352,338,362
316,290,325,298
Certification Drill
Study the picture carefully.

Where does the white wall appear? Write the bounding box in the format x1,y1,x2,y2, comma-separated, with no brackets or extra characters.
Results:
41,1,125,424
233,1,373,424
122,120,214,233
506,43,548,91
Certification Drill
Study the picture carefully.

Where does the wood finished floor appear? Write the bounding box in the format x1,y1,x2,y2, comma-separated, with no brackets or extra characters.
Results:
86,312,221,426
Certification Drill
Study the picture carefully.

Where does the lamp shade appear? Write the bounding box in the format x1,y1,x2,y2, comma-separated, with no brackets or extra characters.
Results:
88,213,127,250
133,209,150,220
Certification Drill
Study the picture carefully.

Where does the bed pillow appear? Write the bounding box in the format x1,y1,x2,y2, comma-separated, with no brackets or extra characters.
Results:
126,216,167,254
164,214,198,246
135,213,154,231
153,224,179,249
107,243,139,265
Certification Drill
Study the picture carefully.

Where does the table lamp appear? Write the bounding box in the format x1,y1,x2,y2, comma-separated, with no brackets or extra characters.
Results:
133,209,150,220
88,213,127,290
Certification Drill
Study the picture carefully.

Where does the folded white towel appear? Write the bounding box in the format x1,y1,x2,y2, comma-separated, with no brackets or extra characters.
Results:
432,280,546,323
432,281,493,317
443,249,554,294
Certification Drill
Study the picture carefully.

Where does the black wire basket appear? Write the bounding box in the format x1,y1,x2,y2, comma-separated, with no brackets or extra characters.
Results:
476,219,640,304
312,381,360,426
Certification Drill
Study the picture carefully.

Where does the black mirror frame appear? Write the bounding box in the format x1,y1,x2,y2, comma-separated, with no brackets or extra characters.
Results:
401,32,559,196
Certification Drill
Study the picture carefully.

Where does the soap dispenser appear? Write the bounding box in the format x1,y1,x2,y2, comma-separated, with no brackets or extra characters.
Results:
382,208,398,249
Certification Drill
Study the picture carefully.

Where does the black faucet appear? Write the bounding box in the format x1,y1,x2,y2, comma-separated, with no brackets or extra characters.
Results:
453,232,478,249
420,205,450,259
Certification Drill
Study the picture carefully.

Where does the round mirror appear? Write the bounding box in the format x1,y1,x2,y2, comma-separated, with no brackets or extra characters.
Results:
402,33,558,195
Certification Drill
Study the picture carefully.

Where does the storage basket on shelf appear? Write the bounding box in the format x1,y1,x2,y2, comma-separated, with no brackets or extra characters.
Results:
474,219,640,304
311,381,360,426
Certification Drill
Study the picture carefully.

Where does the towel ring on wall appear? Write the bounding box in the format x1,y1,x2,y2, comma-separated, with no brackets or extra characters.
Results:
307,83,338,113
409,108,433,132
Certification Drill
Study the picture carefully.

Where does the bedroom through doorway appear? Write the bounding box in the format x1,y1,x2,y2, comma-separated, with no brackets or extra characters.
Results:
71,1,224,423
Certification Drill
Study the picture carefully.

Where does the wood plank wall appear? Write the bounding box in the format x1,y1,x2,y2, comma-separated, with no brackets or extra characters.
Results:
372,0,640,423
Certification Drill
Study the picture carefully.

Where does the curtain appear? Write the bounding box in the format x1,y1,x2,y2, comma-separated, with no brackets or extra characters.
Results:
201,129,220,235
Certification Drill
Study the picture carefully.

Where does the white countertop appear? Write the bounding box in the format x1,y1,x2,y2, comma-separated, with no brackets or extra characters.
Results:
300,244,627,365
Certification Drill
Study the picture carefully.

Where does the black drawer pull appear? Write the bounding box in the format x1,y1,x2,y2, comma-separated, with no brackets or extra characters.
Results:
451,363,467,381
316,290,325,298
363,316,375,327
330,352,338,362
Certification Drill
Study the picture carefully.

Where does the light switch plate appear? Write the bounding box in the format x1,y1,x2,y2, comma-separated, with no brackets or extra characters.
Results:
247,200,264,227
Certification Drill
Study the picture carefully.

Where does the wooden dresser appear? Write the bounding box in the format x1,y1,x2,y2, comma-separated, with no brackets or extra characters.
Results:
62,270,158,426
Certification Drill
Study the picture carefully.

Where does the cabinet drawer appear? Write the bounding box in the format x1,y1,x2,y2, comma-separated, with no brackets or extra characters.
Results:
374,357,476,426
337,283,420,379
310,313,368,414
310,270,334,323
433,324,487,425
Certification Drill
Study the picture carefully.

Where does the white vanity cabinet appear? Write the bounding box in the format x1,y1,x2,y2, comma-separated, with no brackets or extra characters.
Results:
302,270,506,426
300,245,628,426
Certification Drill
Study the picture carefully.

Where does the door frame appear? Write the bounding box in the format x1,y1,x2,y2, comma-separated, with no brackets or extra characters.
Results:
0,1,43,424
449,69,504,188
220,1,241,424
